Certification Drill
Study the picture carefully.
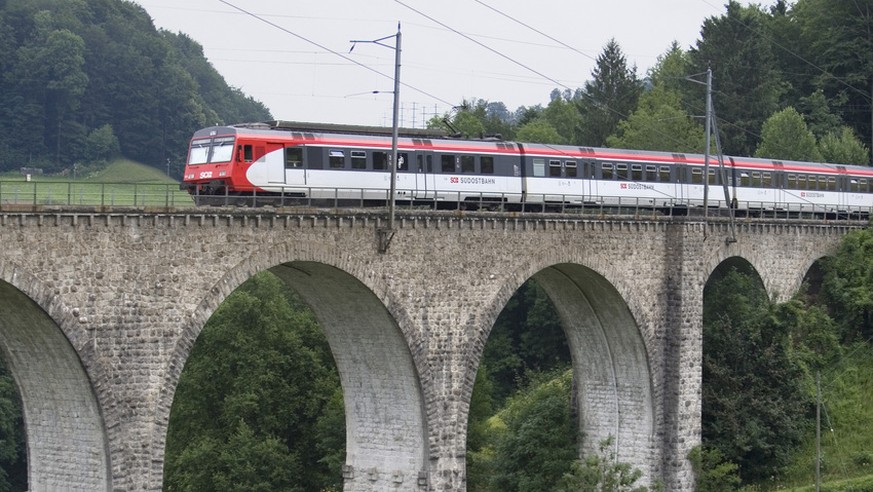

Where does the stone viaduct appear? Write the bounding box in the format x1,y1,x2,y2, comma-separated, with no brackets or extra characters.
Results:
0,207,859,491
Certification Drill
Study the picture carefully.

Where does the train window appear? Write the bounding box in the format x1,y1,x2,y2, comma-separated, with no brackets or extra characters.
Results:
211,137,234,163
708,169,717,185
787,174,797,189
481,156,494,174
461,155,475,173
533,158,546,177
441,155,455,173
646,165,657,181
243,145,253,162
188,138,210,164
329,149,345,168
797,175,808,190
691,168,703,184
285,147,303,169
616,163,628,180
602,163,614,180
817,176,827,190
851,179,860,192
762,172,771,186
631,164,643,181
659,166,670,182
750,172,761,187
861,179,869,192
549,160,562,177
373,151,388,170
828,176,837,191
565,161,577,177
351,150,366,169
740,172,750,186
400,153,411,170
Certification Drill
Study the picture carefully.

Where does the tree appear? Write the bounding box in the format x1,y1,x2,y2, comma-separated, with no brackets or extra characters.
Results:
799,89,845,140
702,267,812,483
559,436,653,492
793,0,873,160
690,2,785,157
0,360,25,492
755,107,822,161
576,39,643,147
542,92,582,144
606,86,705,153
487,370,577,492
515,118,564,144
818,126,870,165
820,228,873,341
164,272,344,491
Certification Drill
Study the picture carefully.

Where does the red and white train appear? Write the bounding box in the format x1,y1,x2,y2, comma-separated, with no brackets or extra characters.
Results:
181,120,873,215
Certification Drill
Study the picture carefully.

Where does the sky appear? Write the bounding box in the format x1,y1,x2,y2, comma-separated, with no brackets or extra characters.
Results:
133,0,765,128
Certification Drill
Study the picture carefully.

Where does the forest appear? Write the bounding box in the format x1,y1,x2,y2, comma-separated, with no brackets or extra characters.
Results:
0,0,872,490
0,0,271,177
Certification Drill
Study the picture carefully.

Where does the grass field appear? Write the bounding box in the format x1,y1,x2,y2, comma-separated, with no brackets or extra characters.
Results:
0,159,194,207
770,342,873,490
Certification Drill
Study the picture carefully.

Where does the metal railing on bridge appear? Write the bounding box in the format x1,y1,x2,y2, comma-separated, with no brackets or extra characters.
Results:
0,181,870,221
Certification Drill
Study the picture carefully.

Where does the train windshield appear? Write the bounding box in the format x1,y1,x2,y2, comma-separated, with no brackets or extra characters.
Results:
188,136,235,165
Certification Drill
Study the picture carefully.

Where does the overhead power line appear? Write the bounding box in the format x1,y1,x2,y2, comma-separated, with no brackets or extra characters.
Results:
215,0,454,108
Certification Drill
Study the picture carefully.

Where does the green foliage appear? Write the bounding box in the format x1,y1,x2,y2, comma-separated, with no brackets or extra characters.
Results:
164,271,344,491
690,2,785,157
486,369,577,492
689,446,741,492
515,118,565,145
778,342,873,488
480,280,569,405
0,359,25,492
559,436,654,492
820,228,873,341
606,86,705,153
755,107,822,162
799,90,845,140
818,127,870,166
467,279,571,491
0,0,271,175
703,266,813,483
576,39,643,147
793,0,873,158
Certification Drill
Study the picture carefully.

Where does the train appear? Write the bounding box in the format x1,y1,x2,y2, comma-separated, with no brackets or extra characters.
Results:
180,120,873,216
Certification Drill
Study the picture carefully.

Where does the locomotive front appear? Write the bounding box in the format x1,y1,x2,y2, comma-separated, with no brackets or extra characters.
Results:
180,126,242,195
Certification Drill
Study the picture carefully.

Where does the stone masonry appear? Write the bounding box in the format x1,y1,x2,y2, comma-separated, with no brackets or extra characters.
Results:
0,208,856,491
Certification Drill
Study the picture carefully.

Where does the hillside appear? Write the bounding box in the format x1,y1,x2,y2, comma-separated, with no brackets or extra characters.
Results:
0,0,271,177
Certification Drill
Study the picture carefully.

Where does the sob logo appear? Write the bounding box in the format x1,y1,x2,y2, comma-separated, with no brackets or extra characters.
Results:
450,177,459,184
620,183,627,189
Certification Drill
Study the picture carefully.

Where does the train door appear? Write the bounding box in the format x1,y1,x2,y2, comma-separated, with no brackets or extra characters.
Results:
772,162,784,208
582,160,595,201
838,169,849,211
284,146,306,186
263,142,287,184
415,151,435,199
675,166,687,204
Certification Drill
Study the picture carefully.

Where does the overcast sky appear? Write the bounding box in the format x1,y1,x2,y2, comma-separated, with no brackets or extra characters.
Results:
133,0,765,128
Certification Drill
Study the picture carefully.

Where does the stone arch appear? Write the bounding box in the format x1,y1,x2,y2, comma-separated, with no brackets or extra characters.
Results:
0,267,110,491
469,260,655,481
162,241,427,490
704,255,767,300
